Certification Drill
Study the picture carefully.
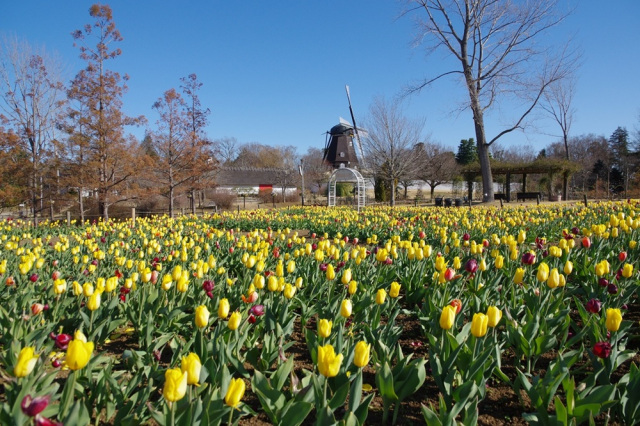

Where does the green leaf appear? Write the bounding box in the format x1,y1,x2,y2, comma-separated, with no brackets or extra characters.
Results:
421,404,443,426
280,401,313,426
375,362,398,402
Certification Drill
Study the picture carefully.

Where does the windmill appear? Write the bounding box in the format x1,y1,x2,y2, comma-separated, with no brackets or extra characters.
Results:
322,85,368,211
322,85,367,170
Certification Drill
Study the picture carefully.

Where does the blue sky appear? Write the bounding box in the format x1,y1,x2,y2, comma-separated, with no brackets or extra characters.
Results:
3,1,639,156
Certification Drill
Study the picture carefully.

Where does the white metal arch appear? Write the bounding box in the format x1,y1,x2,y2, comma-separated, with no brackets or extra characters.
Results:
327,167,366,212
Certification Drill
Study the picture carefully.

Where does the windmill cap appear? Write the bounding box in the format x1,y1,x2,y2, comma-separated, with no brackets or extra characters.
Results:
330,123,353,135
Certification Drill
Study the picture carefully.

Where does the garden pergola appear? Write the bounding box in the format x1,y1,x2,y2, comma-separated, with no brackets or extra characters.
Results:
462,159,579,202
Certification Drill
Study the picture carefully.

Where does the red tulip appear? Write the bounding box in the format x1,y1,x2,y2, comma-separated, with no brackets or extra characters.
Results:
593,341,612,358
21,395,50,417
582,237,591,248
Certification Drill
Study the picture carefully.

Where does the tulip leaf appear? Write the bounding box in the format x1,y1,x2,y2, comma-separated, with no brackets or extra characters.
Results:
348,369,363,411
271,356,294,391
375,361,398,402
64,399,91,426
329,381,350,411
280,401,313,426
353,393,375,425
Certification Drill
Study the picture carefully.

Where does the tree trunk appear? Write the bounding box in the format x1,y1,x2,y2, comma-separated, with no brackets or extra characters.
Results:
390,179,396,207
477,141,494,202
79,189,85,223
562,172,569,201
430,185,435,201
169,186,174,218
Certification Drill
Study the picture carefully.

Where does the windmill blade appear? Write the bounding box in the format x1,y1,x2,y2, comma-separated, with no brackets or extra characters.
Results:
339,116,352,127
345,85,367,168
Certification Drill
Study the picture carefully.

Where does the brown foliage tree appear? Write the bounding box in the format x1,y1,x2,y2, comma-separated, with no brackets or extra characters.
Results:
66,4,144,220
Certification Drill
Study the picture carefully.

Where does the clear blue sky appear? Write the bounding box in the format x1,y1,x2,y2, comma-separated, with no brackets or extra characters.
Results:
3,1,639,156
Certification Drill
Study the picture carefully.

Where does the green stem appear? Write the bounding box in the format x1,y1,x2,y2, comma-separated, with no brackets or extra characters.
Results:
170,401,176,426
228,406,234,425
323,376,328,407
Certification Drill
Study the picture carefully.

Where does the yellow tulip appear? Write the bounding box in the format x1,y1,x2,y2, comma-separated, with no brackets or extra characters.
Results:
228,311,242,330
340,299,352,318
353,341,371,368
163,368,188,402
225,377,246,408
514,267,525,284
286,260,296,274
376,289,387,305
195,305,210,328
317,344,343,378
52,278,67,295
284,283,296,299
66,339,94,371
622,263,633,278
389,281,401,298
606,308,622,332
14,346,38,377
494,255,504,269
326,264,336,280
318,319,332,338
536,263,549,282
564,260,573,275
181,352,201,385
74,330,87,342
439,305,456,330
341,268,352,285
471,313,489,338
267,275,279,292
87,292,101,311
486,306,502,327
83,282,94,297
348,280,357,295
218,298,230,319
547,268,560,289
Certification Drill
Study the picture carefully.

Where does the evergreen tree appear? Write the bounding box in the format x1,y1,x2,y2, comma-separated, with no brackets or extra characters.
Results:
455,138,477,165
609,127,631,195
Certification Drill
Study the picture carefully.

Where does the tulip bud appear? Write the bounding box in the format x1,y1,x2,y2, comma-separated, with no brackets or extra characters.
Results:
228,311,242,330
194,305,210,329
376,289,387,305
318,319,332,338
353,341,371,368
585,298,601,314
389,281,401,298
439,305,456,330
224,377,246,408
217,299,229,319
317,344,343,378
340,299,352,318
486,306,502,327
180,353,202,386
470,313,489,338
605,308,622,332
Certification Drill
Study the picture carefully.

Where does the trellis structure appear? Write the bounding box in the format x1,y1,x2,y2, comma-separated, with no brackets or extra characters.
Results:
327,167,366,212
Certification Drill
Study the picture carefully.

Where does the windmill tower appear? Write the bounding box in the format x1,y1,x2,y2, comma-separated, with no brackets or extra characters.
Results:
323,85,367,211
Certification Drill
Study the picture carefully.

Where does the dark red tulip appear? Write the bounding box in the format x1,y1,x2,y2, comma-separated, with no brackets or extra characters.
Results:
250,304,265,317
202,280,214,292
465,259,478,274
607,283,618,294
598,278,609,287
593,341,612,359
21,395,50,417
521,252,536,265
585,299,601,314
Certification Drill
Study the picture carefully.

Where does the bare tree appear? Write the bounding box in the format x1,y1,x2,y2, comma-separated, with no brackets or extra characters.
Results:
214,136,240,165
415,141,459,200
540,74,577,199
362,97,425,206
301,147,332,198
0,35,65,223
180,73,211,212
406,0,574,201
150,88,196,217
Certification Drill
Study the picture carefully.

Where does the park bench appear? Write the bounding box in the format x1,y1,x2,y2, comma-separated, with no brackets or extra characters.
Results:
517,192,542,202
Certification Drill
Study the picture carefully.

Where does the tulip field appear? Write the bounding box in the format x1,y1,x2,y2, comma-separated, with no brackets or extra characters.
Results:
1,201,639,425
